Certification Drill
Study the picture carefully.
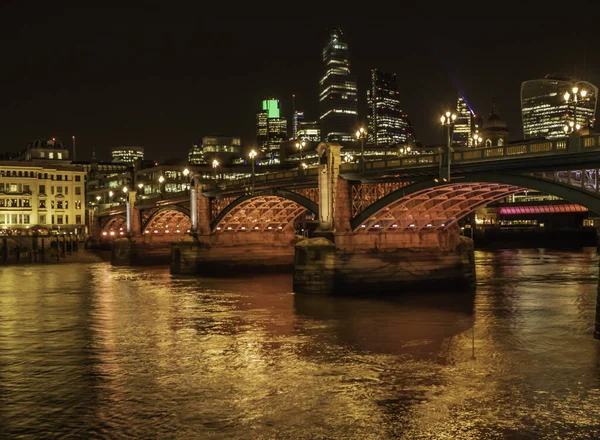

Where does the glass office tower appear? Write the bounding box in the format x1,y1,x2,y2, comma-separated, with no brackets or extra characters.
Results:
256,98,287,164
366,69,413,146
453,95,473,148
521,75,597,139
318,27,358,142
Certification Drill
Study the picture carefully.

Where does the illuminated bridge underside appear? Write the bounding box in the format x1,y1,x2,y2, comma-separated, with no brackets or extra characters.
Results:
214,196,307,233
102,216,126,237
358,183,525,232
144,209,191,235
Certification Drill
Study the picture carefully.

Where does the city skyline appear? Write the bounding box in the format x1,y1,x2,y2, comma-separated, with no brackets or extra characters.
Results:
1,7,598,162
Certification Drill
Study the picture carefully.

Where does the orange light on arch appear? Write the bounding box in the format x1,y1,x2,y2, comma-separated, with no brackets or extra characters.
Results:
356,182,527,232
213,195,308,233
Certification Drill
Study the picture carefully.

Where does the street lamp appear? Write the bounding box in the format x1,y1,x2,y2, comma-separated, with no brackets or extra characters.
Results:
249,149,257,194
440,111,457,182
183,168,190,190
295,141,305,171
564,86,587,133
344,153,354,163
212,159,219,181
399,146,411,156
158,175,165,196
355,127,367,172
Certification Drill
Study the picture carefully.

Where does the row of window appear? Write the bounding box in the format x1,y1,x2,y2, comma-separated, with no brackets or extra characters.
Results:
0,213,82,225
0,183,82,195
0,199,82,209
0,170,82,181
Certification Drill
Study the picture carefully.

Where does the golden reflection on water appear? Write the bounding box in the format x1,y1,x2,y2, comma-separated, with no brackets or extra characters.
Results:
0,250,600,439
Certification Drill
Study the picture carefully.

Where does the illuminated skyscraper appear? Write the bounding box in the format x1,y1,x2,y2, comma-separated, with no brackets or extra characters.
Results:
521,75,597,139
319,27,358,142
453,94,474,148
366,69,413,146
292,110,304,140
256,98,287,164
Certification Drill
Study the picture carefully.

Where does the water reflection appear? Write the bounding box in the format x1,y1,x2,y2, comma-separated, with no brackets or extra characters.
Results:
293,291,474,359
0,251,599,439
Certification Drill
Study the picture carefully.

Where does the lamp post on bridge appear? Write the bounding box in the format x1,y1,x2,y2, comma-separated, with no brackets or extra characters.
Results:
212,159,219,183
158,175,165,198
183,168,190,191
440,111,457,182
295,141,305,174
563,86,588,135
355,127,367,173
249,149,257,195
123,186,131,235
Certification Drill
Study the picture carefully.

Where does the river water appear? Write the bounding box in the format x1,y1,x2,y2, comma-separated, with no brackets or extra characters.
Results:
1,249,600,439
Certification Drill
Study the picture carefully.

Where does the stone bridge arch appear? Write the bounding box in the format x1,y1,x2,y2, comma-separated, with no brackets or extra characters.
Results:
211,189,318,233
351,172,600,233
142,205,191,236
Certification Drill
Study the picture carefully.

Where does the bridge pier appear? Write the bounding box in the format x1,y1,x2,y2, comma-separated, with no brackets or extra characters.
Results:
293,141,476,296
293,231,475,296
170,232,299,275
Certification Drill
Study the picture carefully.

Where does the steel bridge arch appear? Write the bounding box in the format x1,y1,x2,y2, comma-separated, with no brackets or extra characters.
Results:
142,205,191,233
351,172,600,232
210,189,319,232
101,215,126,231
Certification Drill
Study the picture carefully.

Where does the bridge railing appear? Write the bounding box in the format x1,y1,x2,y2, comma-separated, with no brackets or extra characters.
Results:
357,134,600,173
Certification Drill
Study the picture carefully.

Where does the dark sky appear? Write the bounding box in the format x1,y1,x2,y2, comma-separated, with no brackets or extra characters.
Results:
1,5,599,162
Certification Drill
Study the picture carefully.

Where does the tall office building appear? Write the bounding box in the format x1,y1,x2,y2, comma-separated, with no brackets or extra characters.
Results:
521,75,598,139
453,95,474,148
256,98,287,164
366,69,413,146
318,27,358,143
292,110,304,140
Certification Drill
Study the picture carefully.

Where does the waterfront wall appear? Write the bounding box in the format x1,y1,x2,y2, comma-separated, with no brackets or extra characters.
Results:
293,234,475,296
0,235,87,265
170,232,299,275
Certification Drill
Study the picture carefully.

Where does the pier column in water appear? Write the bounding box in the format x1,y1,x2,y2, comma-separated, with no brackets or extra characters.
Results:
127,190,142,237
314,142,343,239
171,180,212,274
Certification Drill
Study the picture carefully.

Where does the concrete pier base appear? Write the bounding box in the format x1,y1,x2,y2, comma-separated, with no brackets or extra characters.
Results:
110,238,172,266
170,233,298,276
293,235,475,296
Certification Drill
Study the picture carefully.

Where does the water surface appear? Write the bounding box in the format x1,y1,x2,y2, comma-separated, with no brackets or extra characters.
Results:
1,249,599,439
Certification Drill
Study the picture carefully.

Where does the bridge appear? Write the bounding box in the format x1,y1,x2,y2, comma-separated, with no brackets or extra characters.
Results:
97,133,600,243
95,133,600,339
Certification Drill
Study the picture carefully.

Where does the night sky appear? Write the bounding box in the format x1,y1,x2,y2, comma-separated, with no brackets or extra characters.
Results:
1,5,599,162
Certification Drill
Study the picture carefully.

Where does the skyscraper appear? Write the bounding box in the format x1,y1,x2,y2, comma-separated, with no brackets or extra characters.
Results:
521,75,598,139
318,27,358,143
453,94,474,148
256,98,288,164
366,69,413,146
292,110,304,140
